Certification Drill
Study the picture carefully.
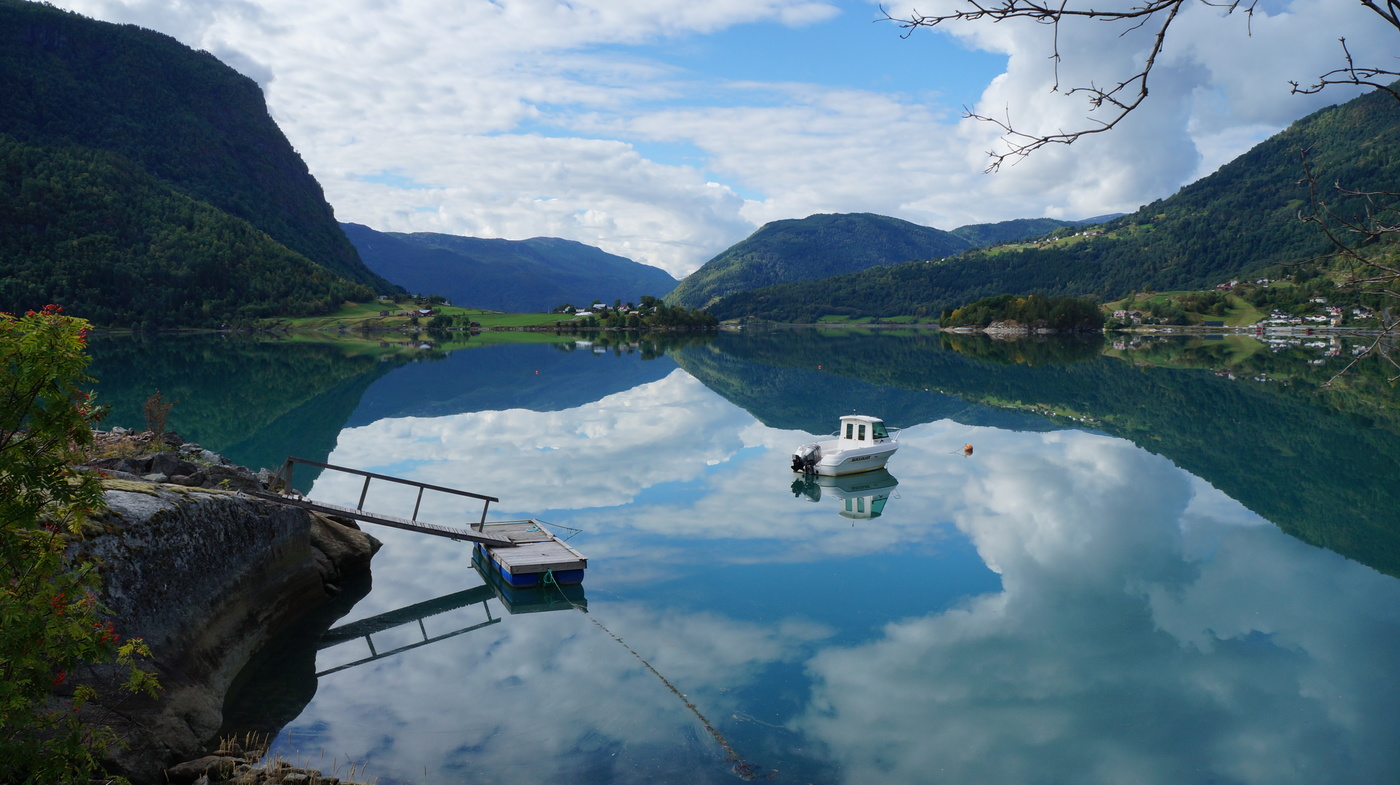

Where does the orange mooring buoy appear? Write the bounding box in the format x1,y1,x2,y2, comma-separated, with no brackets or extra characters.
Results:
963,444,974,456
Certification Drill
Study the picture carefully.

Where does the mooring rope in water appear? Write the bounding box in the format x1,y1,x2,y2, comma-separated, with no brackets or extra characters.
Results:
539,572,769,780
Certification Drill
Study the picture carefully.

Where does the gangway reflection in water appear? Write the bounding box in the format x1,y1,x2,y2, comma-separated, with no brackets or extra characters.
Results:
790,468,899,520
314,572,587,678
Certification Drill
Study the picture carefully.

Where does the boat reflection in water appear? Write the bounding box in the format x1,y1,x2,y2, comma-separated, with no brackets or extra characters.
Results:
790,468,899,520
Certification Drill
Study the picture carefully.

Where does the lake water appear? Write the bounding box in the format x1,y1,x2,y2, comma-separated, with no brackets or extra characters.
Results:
87,329,1400,785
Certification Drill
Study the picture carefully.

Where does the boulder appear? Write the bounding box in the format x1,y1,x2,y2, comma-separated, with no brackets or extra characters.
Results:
149,451,200,478
162,755,239,783
76,483,378,782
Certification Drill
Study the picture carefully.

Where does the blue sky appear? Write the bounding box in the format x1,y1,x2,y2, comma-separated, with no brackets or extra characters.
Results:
51,0,1393,276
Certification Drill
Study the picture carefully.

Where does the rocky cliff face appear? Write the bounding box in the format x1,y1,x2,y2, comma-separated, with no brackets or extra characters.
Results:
76,438,379,782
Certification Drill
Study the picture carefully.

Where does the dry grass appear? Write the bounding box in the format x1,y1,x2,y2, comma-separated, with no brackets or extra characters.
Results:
204,732,377,784
86,430,159,462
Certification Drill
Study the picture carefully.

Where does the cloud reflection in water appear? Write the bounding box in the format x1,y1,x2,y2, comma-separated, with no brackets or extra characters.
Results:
274,364,1400,784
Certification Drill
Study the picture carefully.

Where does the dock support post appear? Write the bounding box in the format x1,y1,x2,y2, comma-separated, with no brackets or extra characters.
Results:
274,458,295,495
357,475,371,512
412,486,424,521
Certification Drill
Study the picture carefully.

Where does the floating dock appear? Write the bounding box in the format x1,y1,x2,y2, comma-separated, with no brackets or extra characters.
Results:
256,457,588,584
472,547,587,613
475,519,587,587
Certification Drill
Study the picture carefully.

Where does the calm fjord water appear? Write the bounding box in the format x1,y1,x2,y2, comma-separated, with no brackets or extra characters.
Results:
88,331,1400,785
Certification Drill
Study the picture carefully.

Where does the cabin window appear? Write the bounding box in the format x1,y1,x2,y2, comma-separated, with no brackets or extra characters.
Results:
871,421,888,439
858,424,866,441
845,423,854,439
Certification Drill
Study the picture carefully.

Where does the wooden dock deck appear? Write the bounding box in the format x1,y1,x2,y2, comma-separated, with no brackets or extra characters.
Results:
476,520,588,583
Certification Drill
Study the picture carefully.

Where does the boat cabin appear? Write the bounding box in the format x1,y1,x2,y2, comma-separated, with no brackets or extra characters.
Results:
838,415,892,444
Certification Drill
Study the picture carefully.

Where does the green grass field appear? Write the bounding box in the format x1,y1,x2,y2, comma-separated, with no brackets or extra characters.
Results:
1103,292,1266,327
264,301,580,331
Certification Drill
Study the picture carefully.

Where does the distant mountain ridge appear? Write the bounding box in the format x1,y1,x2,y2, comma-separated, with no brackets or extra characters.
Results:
950,215,1119,248
665,212,1120,312
0,0,395,326
709,86,1400,322
665,213,975,310
341,223,678,313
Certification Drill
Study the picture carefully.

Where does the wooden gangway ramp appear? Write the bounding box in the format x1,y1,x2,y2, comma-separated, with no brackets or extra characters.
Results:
252,456,516,547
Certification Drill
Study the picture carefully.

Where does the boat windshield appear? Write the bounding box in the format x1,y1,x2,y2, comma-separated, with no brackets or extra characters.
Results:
870,421,889,439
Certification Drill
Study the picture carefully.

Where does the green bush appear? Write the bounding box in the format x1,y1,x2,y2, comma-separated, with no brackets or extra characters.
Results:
0,305,159,783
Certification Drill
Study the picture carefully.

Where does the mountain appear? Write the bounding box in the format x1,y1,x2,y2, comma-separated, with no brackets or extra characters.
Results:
950,215,1118,248
0,0,396,326
341,224,679,313
710,85,1400,322
665,213,974,310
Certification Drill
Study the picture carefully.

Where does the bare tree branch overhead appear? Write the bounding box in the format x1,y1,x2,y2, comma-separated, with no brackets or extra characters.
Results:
881,0,1400,171
1290,37,1400,101
885,0,1400,376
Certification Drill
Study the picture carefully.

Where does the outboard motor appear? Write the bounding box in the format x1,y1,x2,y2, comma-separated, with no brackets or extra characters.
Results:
791,443,821,474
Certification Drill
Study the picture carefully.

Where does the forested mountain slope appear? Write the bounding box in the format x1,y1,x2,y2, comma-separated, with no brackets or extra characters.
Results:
665,212,974,309
0,137,376,327
711,85,1400,322
342,224,678,313
0,0,396,326
949,217,1075,248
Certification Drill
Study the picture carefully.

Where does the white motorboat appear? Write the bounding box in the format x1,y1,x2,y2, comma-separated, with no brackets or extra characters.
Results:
790,414,900,476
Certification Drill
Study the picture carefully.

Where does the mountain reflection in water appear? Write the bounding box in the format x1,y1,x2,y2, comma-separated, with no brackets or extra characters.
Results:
86,331,1400,785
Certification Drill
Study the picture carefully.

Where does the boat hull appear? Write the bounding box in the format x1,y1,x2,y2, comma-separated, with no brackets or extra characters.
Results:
810,447,897,476
793,440,899,476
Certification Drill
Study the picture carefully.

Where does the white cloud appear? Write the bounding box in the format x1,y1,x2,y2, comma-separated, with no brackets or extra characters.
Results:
794,427,1400,785
267,370,1400,782
50,0,1398,277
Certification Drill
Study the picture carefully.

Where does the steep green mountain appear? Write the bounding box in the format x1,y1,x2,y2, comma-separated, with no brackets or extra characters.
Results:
712,86,1400,322
0,136,376,326
0,0,396,325
341,224,678,312
665,212,974,309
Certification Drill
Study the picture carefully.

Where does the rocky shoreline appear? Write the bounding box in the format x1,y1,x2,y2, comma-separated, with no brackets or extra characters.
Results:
76,430,381,784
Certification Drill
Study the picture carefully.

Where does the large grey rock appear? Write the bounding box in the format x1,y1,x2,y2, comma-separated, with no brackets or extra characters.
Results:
149,452,199,478
200,463,264,493
162,755,239,783
76,483,377,782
